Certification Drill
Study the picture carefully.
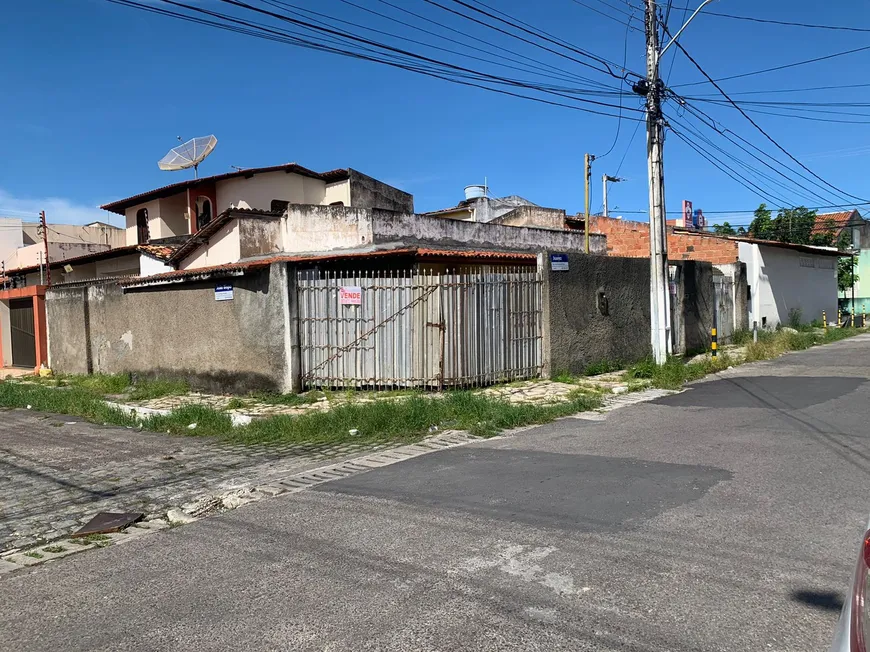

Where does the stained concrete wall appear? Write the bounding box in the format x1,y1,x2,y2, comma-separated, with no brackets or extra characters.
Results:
280,205,605,255
370,210,606,254
46,263,293,393
671,260,715,355
543,253,651,375
348,169,414,213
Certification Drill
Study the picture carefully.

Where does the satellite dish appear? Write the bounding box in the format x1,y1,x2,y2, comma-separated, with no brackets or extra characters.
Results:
158,135,217,178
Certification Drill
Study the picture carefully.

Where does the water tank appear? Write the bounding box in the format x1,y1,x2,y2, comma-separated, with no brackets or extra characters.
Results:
464,185,486,201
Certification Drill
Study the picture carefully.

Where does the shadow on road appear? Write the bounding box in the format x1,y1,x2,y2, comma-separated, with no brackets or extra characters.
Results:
791,589,844,612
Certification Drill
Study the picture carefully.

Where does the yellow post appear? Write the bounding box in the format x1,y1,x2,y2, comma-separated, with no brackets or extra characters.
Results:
584,153,594,254
838,308,842,327
822,310,828,333
863,304,866,328
711,326,717,358
852,311,856,328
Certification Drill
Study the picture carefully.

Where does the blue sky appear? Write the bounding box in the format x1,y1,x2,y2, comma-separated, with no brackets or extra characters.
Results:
1,0,869,228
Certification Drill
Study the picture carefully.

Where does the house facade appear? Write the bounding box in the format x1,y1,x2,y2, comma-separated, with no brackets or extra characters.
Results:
99,164,415,246
589,215,839,331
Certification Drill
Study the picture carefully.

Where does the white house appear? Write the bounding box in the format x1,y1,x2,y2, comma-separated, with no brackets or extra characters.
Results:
737,239,839,328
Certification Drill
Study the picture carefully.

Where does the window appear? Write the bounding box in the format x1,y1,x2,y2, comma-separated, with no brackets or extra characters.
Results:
270,199,290,213
799,257,815,268
195,196,212,231
136,208,149,244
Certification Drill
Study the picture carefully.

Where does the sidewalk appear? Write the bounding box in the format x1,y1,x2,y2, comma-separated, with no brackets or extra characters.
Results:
0,409,397,553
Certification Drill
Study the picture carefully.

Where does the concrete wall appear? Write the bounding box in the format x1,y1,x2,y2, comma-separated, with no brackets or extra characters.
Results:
0,218,24,268
348,169,414,213
216,171,327,214
7,242,109,269
543,253,651,375
140,254,173,277
46,263,293,392
492,206,567,231
370,210,605,254
671,260,715,354
55,253,141,283
156,192,190,239
279,205,605,255
182,221,241,270
740,242,838,328
239,216,282,259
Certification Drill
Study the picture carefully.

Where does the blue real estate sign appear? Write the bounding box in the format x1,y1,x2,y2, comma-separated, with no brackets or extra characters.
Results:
550,253,569,271
215,284,234,301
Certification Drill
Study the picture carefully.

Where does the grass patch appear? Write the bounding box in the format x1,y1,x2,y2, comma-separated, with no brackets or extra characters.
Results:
0,383,139,427
24,551,43,559
42,545,66,554
583,360,624,376
625,355,733,390
127,378,190,401
248,391,323,407
229,390,602,444
551,370,578,384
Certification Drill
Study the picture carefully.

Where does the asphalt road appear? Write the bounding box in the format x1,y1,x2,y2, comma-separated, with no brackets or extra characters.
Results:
4,336,870,651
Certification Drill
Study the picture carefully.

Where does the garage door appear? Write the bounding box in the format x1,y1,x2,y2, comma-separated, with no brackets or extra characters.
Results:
10,299,36,368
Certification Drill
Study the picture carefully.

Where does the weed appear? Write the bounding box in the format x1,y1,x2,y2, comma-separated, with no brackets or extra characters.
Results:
249,392,321,407
42,545,66,554
583,360,624,376
788,307,803,330
24,551,43,559
551,370,578,384
128,378,190,401
225,397,247,411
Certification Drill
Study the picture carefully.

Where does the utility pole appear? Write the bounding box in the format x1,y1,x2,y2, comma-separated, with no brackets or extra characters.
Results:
39,210,51,287
602,174,624,218
584,153,595,253
643,0,671,363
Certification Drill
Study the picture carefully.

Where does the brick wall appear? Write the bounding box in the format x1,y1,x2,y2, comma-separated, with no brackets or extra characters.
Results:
589,216,739,265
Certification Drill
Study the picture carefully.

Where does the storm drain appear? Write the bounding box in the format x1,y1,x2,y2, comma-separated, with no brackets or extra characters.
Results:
275,431,481,493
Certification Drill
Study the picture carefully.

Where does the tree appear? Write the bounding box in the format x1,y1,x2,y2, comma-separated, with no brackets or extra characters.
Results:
838,256,859,293
712,222,736,235
748,204,774,239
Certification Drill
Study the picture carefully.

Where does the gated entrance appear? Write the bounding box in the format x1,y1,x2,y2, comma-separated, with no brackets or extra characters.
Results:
298,267,543,389
9,299,36,368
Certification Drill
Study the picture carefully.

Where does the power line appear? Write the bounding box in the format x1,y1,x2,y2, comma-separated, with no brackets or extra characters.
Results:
334,0,619,89
598,0,639,157
107,0,644,119
674,103,843,205
687,82,870,97
703,10,870,34
665,30,869,204
421,0,638,79
568,0,642,31
674,42,870,88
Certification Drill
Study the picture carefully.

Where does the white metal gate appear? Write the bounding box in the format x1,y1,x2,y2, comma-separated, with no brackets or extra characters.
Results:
298,267,543,389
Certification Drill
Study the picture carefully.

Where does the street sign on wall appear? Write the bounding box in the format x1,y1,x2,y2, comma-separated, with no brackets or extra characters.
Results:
215,284,233,301
550,253,569,271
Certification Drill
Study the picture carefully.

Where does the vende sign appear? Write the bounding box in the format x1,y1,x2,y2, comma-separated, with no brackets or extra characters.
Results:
339,286,362,305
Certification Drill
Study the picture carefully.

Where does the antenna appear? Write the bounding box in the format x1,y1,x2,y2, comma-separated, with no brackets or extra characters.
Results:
158,135,218,179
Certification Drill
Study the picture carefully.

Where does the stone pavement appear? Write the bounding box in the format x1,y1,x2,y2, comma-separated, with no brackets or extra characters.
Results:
0,408,396,553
